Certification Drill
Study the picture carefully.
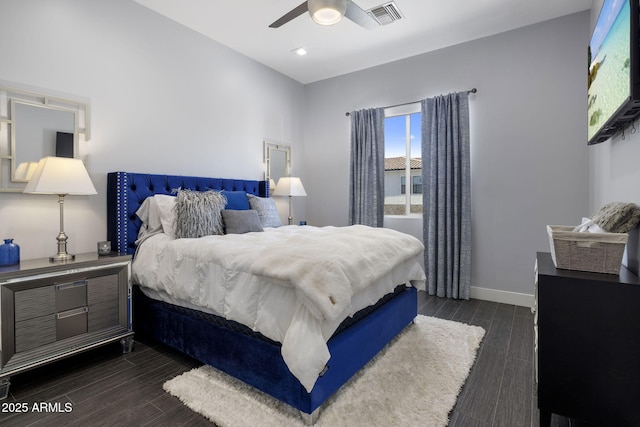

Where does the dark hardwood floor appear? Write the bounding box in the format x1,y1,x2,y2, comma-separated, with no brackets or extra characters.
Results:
0,291,572,426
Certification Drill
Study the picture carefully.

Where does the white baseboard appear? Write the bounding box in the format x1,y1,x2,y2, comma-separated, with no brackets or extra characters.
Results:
470,286,534,308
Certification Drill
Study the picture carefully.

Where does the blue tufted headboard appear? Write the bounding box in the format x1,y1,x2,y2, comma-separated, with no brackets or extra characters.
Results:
106,172,269,255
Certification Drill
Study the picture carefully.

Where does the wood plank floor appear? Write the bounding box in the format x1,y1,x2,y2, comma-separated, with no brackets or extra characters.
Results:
0,291,574,426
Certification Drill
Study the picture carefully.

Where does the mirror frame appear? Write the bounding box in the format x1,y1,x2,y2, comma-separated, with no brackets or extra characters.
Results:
264,141,290,190
0,84,91,192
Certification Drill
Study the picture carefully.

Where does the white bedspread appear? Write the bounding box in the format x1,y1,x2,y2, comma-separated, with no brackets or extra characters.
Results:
132,225,425,391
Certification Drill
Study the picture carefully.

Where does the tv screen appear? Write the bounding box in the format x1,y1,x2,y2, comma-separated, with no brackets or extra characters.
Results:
588,0,640,145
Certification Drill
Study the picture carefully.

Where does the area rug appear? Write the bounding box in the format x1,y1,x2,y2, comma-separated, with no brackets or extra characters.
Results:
163,315,485,427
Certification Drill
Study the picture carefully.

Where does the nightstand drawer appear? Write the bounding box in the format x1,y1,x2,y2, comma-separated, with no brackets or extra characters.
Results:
14,286,56,322
56,280,88,312
88,300,119,331
15,314,56,352
88,274,118,304
56,307,88,340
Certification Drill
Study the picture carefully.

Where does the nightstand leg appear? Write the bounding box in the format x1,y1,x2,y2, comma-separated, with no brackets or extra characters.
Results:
120,336,134,354
0,378,10,400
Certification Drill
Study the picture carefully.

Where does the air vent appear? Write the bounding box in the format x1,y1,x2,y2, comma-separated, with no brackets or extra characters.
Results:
367,1,403,26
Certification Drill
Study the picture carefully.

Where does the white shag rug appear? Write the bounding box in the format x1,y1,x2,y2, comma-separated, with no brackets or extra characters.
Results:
163,315,485,427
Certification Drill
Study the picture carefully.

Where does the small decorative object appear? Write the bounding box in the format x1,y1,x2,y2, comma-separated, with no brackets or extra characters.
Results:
300,221,307,226
97,241,111,256
0,239,20,266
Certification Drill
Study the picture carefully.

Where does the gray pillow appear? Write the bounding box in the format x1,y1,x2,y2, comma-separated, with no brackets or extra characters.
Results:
173,189,226,238
247,194,282,228
222,210,264,234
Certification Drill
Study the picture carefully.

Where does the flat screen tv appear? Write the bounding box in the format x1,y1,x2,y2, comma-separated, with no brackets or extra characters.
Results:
588,0,640,145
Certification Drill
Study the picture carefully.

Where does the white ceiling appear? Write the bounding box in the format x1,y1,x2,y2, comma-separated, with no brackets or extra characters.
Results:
134,0,592,84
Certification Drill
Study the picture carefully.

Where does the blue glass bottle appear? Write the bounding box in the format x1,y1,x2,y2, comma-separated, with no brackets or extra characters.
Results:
0,239,20,266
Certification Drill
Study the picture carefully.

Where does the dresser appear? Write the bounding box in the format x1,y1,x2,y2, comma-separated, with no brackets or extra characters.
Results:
0,253,133,398
534,252,640,427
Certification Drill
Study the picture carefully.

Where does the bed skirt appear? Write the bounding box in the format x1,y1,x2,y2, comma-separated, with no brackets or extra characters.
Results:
133,284,418,415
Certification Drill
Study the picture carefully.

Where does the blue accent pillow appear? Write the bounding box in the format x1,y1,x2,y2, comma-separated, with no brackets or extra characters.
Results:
222,191,249,210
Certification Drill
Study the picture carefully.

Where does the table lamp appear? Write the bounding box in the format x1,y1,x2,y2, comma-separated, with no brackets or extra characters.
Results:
23,157,97,262
272,177,307,225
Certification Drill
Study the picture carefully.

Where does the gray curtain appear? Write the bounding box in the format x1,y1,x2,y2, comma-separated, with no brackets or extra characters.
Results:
349,108,385,227
421,92,471,299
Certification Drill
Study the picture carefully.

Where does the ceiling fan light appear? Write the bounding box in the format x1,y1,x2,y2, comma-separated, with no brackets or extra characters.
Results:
308,0,347,26
312,8,342,25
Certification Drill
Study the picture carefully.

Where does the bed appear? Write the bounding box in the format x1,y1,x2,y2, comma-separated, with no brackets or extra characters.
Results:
106,171,426,422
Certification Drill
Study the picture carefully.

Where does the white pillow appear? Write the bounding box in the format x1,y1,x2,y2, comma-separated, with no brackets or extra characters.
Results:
154,194,176,238
135,197,162,245
135,194,177,244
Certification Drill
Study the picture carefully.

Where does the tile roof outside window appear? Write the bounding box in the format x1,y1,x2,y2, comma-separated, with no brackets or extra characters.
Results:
384,156,422,171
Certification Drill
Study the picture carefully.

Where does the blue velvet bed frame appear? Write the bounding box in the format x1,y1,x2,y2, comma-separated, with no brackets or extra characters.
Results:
106,171,417,419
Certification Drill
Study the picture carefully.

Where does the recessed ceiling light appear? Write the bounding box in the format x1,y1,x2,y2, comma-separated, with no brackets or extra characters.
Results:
293,47,307,56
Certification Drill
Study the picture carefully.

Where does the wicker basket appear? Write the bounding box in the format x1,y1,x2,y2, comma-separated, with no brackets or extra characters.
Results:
546,225,628,274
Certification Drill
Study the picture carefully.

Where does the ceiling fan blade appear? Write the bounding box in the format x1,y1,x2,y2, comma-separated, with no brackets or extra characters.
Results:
269,1,309,28
344,0,378,29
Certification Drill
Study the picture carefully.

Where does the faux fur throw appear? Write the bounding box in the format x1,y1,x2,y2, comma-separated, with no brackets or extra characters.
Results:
173,189,226,238
591,202,640,233
248,225,424,321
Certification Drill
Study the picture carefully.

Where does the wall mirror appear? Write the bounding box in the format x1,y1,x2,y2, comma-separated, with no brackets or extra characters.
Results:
264,141,290,192
0,84,90,192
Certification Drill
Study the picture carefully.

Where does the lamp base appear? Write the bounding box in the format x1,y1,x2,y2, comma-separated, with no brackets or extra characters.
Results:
51,204,74,263
50,252,75,263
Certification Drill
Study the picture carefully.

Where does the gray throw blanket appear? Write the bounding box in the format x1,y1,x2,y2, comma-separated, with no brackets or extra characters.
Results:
591,202,640,233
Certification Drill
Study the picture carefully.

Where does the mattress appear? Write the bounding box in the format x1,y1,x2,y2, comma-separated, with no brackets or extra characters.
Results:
132,225,425,391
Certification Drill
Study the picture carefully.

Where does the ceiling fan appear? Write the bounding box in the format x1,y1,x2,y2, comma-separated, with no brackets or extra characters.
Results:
269,0,378,29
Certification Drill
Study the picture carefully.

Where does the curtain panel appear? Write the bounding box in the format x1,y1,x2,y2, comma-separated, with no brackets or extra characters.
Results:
349,108,385,227
421,92,472,299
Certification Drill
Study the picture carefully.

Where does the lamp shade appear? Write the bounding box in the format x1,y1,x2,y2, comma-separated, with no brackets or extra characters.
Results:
23,157,97,195
272,177,307,197
308,0,347,25
14,162,38,181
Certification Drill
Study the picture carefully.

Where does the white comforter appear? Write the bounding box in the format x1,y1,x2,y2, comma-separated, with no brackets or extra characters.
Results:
132,225,425,391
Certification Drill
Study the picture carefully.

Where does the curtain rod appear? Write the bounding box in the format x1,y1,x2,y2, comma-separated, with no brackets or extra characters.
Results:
345,88,477,116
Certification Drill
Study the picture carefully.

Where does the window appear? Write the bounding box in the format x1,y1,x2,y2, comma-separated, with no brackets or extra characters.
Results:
384,106,422,215
413,176,423,195
401,176,422,195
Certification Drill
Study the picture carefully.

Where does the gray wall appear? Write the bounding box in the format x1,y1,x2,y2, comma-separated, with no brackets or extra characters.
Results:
0,0,305,259
303,12,591,304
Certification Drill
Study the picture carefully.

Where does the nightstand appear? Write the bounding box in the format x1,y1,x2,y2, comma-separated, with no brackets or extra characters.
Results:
0,252,133,399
